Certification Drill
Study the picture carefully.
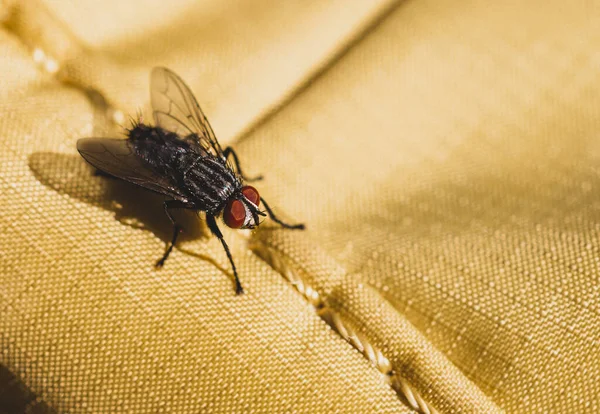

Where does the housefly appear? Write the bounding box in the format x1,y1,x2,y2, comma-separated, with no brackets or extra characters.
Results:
77,67,304,294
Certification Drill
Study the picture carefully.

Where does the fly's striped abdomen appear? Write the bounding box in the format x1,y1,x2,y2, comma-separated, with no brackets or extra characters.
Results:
183,156,240,214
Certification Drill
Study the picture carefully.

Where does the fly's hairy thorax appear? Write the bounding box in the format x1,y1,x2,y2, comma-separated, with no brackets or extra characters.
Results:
183,157,239,213
128,124,240,213
128,124,191,173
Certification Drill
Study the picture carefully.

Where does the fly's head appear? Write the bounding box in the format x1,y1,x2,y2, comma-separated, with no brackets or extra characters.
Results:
223,185,263,229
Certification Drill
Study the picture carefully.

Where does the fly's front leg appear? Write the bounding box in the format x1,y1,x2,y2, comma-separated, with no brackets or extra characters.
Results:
156,200,194,268
261,198,305,230
223,147,263,182
206,214,244,295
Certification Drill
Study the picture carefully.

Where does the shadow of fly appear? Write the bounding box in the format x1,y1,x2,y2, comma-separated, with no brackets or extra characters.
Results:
77,67,304,294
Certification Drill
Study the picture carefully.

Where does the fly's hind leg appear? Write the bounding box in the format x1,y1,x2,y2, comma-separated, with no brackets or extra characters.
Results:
206,214,244,295
156,200,194,268
223,147,263,182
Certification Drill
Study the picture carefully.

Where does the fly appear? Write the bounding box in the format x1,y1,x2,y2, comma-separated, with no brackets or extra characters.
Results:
77,67,304,294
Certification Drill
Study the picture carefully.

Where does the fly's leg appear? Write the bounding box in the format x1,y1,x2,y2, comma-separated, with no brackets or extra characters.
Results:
156,224,181,268
261,198,305,230
156,200,194,268
223,147,263,182
206,214,244,295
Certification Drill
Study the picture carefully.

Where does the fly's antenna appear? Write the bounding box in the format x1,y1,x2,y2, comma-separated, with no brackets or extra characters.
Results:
241,198,266,217
240,198,263,229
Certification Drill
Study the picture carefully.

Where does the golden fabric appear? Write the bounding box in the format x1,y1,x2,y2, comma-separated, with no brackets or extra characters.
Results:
1,0,599,412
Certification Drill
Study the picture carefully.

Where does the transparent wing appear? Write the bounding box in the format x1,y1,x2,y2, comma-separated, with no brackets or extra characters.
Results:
77,137,188,202
150,67,225,159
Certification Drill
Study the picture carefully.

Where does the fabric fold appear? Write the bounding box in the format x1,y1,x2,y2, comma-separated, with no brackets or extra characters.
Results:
1,1,418,412
233,1,600,412
251,228,503,413
4,0,401,143
3,0,600,412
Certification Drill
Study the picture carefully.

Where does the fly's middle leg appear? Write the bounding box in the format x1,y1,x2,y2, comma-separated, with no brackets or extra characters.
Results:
223,147,263,182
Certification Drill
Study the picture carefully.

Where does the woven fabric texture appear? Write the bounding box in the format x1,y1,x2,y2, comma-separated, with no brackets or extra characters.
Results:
1,0,599,413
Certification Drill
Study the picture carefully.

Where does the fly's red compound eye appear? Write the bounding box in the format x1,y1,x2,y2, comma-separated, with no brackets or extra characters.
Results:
241,185,260,206
224,199,246,229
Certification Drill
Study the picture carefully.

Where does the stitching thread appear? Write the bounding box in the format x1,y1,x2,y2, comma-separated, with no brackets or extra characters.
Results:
252,242,439,414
